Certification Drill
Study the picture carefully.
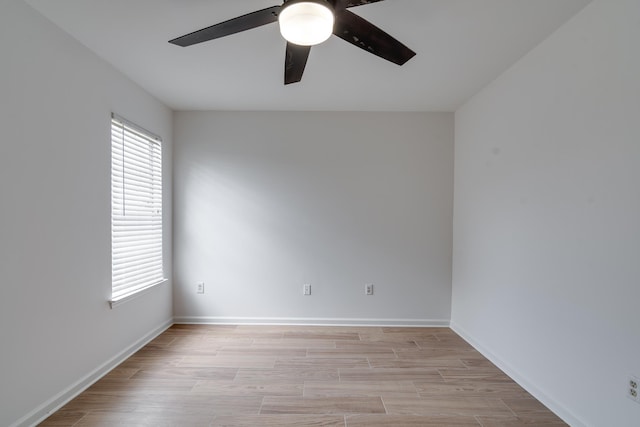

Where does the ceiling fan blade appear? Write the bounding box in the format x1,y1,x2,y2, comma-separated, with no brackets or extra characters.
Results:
341,0,386,9
285,43,311,85
169,5,281,47
333,9,415,66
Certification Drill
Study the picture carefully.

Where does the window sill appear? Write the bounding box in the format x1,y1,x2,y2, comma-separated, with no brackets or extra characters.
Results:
109,279,168,309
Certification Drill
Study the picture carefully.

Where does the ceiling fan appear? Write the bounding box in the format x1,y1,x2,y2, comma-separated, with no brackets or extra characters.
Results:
169,0,416,85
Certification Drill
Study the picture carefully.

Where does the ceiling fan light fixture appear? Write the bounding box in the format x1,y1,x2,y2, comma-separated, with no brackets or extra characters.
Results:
278,0,334,46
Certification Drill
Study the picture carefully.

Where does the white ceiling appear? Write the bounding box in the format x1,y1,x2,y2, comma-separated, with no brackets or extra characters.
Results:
24,0,590,111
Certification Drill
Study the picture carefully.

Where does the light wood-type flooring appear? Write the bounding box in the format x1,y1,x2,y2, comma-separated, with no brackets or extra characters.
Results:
40,325,566,426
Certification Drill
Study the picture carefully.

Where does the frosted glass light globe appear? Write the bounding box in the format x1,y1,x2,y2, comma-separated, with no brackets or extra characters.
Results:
279,1,334,46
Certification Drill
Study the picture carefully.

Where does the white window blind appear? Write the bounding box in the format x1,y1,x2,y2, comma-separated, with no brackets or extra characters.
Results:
111,114,164,304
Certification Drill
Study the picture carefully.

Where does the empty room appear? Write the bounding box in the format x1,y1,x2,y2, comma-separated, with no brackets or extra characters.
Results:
1,0,638,426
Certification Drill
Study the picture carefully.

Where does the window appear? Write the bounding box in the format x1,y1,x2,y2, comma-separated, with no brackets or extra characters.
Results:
110,114,164,307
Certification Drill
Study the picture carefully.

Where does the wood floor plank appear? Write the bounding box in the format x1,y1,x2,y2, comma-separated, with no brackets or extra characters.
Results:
414,340,476,350
169,323,237,331
378,328,436,337
226,328,285,340
285,326,380,335
339,368,443,382
383,396,514,417
235,367,340,383
335,340,419,350
438,367,514,383
61,393,263,419
275,357,370,369
216,346,308,358
191,379,303,396
357,332,424,342
83,378,197,395
160,395,264,415
70,410,214,427
146,333,177,346
368,357,466,369
211,414,345,426
59,394,142,412
129,366,238,381
415,379,531,399
101,366,140,379
500,398,565,421
37,410,87,426
117,355,185,369
428,332,471,345
283,331,361,341
460,358,502,368
261,396,385,415
346,414,482,426
178,355,277,368
476,415,568,426
394,348,481,360
251,338,338,348
165,335,211,347
303,380,419,398
306,347,396,358
235,367,339,382
198,336,254,345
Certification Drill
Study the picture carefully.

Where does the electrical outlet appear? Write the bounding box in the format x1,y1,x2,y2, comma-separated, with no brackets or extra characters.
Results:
196,282,205,294
629,375,640,404
303,284,311,295
365,284,374,295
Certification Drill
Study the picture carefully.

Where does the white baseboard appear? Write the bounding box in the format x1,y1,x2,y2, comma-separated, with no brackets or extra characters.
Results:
450,321,587,427
173,316,450,327
13,318,174,427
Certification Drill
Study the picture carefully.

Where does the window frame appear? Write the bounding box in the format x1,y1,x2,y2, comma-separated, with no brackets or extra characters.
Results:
109,113,166,308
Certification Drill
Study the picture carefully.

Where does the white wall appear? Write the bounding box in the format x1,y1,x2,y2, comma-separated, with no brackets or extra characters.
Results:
452,0,640,425
0,2,173,426
173,111,453,325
